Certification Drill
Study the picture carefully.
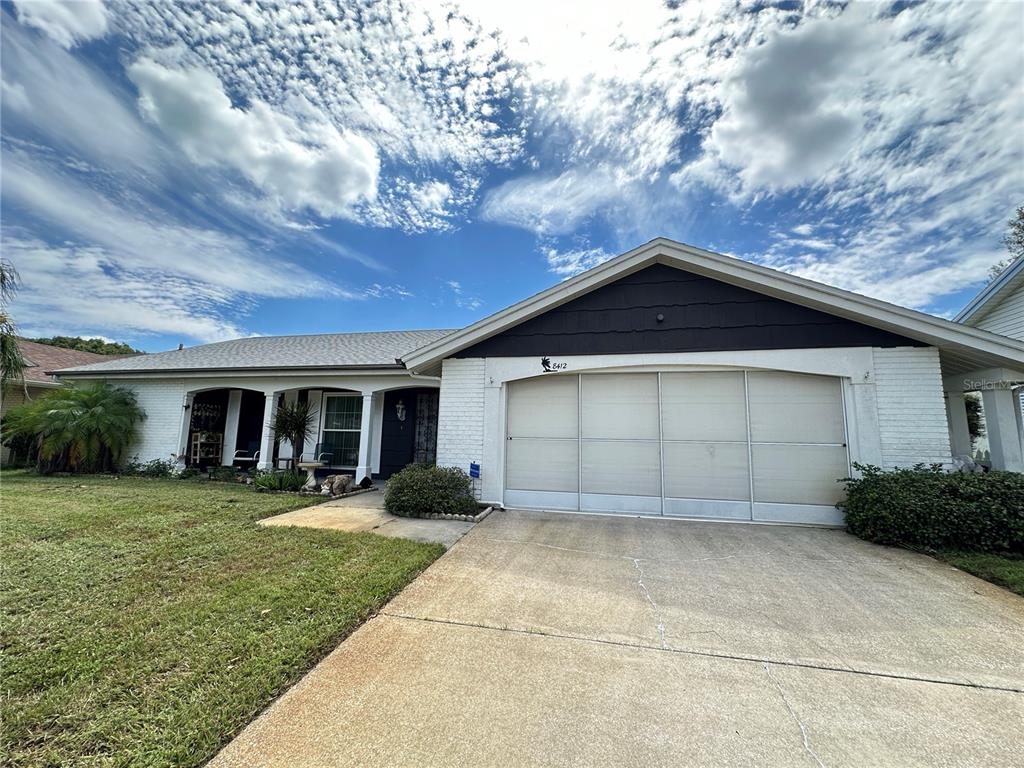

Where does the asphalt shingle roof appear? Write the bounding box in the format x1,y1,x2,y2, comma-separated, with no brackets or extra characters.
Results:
18,340,138,384
52,330,457,375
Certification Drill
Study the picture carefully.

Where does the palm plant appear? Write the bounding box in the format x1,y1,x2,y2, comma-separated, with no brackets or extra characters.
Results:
2,383,145,473
270,400,316,466
1,258,27,393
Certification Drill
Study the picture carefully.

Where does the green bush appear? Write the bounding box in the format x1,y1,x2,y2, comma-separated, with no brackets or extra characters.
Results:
384,464,478,518
208,466,242,482
842,464,1024,553
3,383,145,473
253,470,305,492
121,457,179,478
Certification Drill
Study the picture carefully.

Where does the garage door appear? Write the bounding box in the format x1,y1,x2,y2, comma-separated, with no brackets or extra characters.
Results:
504,371,848,526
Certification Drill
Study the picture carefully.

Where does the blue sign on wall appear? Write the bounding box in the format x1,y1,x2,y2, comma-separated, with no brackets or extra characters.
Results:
469,462,480,479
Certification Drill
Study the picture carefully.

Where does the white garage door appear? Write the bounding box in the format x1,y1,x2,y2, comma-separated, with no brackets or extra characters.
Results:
504,371,849,526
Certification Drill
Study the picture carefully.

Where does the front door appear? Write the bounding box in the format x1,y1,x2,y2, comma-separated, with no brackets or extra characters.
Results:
378,389,439,478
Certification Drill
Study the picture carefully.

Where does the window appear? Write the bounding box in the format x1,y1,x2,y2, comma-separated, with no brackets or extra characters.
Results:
321,394,362,466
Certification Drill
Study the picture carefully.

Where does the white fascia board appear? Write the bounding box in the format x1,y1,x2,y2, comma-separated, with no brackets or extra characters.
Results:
954,254,1024,324
53,367,424,381
402,237,1024,372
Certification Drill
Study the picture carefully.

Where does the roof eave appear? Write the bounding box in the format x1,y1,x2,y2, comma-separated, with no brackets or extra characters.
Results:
51,362,408,377
402,237,1024,373
954,254,1024,324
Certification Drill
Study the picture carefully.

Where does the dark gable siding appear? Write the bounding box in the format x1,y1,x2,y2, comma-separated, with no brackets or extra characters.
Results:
455,264,923,358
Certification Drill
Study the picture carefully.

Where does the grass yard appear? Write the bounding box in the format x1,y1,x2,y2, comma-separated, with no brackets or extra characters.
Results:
0,471,444,767
936,550,1024,597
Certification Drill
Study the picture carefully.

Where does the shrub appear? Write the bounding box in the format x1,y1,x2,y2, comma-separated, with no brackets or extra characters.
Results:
384,464,478,518
253,470,305,492
208,466,242,483
2,383,144,473
842,464,1024,554
121,457,179,478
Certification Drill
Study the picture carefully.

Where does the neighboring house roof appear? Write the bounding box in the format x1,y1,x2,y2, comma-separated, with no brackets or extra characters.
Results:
402,237,1024,377
954,253,1024,326
53,330,457,376
16,340,135,387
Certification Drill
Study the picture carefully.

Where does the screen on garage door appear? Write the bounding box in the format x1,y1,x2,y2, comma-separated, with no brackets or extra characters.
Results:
504,371,849,525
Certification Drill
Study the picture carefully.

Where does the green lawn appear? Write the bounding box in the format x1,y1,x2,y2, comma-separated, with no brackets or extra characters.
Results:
936,550,1024,597
0,471,444,767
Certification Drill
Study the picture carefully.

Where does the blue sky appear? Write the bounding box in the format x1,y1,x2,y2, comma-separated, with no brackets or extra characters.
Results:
2,0,1022,352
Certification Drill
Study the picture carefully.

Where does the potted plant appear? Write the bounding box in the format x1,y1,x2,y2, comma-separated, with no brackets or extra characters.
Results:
270,400,316,469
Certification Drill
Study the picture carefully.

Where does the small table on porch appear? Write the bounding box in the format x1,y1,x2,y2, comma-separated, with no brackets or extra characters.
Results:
296,461,325,492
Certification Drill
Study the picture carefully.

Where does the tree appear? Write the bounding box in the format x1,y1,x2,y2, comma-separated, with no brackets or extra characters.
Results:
990,205,1024,281
270,400,316,467
28,336,143,355
2,383,145,473
1002,204,1024,260
965,393,984,449
0,259,27,393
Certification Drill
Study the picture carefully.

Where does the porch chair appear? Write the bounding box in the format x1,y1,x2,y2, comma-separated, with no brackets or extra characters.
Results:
232,442,261,469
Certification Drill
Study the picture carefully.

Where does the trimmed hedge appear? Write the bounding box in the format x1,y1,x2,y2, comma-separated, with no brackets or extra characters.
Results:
384,464,478,518
842,464,1024,554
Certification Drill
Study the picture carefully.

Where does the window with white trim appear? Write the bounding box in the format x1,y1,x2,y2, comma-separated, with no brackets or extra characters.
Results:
321,394,362,466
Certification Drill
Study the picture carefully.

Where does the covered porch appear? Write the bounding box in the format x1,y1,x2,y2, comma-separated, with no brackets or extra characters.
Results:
944,367,1024,472
177,374,440,481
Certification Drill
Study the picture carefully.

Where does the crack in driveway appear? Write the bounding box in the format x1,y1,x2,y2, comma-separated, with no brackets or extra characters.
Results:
764,662,827,768
632,557,668,649
379,611,1024,695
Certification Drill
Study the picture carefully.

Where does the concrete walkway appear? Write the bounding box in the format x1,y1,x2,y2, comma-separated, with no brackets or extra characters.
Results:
259,489,474,547
216,510,1024,767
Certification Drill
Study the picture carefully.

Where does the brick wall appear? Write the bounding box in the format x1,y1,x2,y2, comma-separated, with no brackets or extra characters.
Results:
110,379,187,464
872,347,952,468
435,358,485,474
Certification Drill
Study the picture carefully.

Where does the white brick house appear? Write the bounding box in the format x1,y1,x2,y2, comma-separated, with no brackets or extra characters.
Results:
53,238,1024,527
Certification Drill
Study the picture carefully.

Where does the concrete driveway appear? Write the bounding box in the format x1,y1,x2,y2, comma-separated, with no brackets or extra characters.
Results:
213,511,1024,767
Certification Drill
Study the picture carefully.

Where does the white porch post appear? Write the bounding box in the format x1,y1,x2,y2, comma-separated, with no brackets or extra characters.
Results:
1015,389,1024,460
177,391,195,466
258,392,279,471
980,387,1024,472
305,390,323,462
221,390,243,466
355,392,375,481
944,391,973,459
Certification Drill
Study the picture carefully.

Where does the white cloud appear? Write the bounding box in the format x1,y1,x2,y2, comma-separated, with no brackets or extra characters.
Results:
543,245,616,277
1,149,335,299
13,0,108,49
5,0,1022,327
110,1,526,230
694,7,872,194
6,236,247,343
364,284,413,300
1,20,161,174
443,279,482,310
481,167,621,235
127,58,380,220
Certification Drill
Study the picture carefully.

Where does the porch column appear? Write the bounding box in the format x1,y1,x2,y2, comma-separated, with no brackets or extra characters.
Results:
221,390,243,466
305,390,323,461
257,392,279,471
1016,389,1024,459
177,391,195,466
355,392,375,481
980,387,1024,472
944,391,973,459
